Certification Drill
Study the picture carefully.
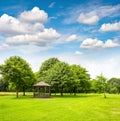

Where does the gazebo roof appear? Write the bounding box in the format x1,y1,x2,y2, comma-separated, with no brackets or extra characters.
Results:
33,81,51,87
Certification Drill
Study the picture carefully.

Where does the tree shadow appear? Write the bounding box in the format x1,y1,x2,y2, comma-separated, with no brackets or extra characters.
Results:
51,93,100,98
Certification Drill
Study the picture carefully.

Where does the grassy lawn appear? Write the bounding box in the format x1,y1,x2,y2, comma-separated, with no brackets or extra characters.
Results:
0,93,120,121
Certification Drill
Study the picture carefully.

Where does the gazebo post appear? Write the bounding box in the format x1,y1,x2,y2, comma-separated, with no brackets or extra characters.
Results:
38,87,40,97
33,87,35,97
44,86,46,93
49,86,51,96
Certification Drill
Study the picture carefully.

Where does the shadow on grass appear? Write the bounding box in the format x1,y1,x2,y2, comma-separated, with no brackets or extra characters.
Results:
0,92,101,100
51,93,100,99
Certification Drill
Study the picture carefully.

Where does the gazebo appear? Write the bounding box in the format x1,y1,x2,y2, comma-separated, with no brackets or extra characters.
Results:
33,81,51,98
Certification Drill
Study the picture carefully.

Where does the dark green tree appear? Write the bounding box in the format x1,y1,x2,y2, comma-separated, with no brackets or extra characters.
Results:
45,61,73,96
107,78,120,94
70,65,90,94
0,77,9,91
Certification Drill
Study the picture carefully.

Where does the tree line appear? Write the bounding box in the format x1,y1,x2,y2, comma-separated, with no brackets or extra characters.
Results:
0,56,120,98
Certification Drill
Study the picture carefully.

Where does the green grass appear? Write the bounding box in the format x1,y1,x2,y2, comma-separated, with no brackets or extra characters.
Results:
0,93,120,121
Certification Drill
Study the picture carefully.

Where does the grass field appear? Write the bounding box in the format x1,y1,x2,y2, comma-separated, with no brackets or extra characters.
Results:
0,93,120,121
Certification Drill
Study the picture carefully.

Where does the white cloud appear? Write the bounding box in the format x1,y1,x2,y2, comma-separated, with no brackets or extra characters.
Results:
0,43,10,50
77,13,99,25
72,4,120,25
0,7,62,49
80,38,120,49
80,38,103,49
104,39,120,48
0,7,48,36
49,2,55,8
66,34,78,42
97,5,120,18
75,51,83,55
19,7,48,23
0,14,44,35
6,28,61,46
100,21,120,32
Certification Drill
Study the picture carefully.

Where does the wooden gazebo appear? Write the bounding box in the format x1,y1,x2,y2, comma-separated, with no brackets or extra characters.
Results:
33,81,51,98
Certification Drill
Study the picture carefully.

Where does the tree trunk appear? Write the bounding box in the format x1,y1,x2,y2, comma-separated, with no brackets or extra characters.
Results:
104,92,106,98
74,87,76,96
103,88,106,98
54,90,56,95
61,87,63,96
55,88,56,95
61,91,63,96
16,89,19,98
23,86,25,96
103,85,106,98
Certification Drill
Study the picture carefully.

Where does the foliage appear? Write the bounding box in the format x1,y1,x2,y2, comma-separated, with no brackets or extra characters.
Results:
0,56,36,97
46,61,73,96
70,64,90,94
38,57,60,81
0,78,9,91
38,58,91,96
1,56,120,96
91,74,107,98
107,78,120,94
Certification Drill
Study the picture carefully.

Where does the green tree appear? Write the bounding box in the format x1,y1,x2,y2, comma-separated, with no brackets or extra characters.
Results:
0,77,9,91
38,57,60,81
96,74,107,98
46,61,72,96
70,65,90,94
90,79,99,93
107,78,120,94
0,56,36,98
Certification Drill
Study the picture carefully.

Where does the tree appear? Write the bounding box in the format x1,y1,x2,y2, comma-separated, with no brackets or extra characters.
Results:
107,78,120,94
96,74,107,98
0,77,9,91
45,61,72,96
70,65,90,94
0,56,36,98
90,79,99,93
38,57,60,81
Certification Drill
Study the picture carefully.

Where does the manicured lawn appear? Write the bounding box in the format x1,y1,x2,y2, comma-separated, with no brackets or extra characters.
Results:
0,93,120,121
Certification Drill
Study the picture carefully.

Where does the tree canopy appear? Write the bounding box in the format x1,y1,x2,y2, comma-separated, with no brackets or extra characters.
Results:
0,56,119,97
38,58,91,96
0,56,36,97
107,78,120,94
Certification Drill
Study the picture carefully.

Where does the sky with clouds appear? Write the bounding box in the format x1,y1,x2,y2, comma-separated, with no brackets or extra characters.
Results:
0,0,120,79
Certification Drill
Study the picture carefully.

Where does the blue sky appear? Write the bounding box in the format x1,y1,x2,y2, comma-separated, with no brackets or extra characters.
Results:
0,0,120,79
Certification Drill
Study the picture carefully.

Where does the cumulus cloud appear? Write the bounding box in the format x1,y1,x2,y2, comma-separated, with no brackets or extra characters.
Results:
75,51,83,55
100,21,120,32
19,7,48,23
66,34,78,42
76,4,120,25
0,14,44,35
80,38,120,49
0,7,61,48
77,13,99,25
80,38,103,49
104,39,120,48
6,28,61,46
0,7,48,35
